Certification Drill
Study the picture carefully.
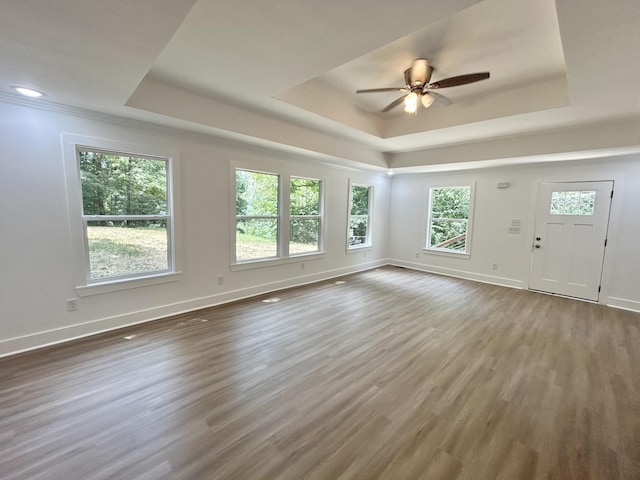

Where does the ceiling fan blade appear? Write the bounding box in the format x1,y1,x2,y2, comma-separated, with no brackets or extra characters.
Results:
405,58,433,87
381,94,408,113
356,87,408,94
427,72,490,89
426,90,451,106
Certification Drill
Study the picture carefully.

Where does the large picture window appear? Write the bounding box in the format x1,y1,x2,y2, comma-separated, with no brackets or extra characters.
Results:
348,184,373,249
78,149,172,281
235,169,323,263
426,185,473,254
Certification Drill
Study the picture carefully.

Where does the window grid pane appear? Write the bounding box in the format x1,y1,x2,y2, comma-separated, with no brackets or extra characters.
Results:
79,150,167,216
349,216,369,247
290,177,320,216
236,218,278,260
290,217,320,254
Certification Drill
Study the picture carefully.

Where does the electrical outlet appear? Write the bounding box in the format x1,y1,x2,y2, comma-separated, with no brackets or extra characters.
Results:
416,252,420,258
301,262,305,270
217,275,223,285
66,298,78,312
492,263,498,270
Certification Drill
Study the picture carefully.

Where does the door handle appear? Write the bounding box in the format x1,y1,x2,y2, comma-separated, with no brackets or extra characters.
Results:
535,237,541,241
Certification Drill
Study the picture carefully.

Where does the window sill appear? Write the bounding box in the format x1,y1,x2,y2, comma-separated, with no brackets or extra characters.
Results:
346,245,373,254
231,252,326,271
422,248,470,259
76,271,182,297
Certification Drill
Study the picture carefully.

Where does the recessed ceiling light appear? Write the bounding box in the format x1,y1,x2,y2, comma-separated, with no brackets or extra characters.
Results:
12,86,45,98
262,297,281,303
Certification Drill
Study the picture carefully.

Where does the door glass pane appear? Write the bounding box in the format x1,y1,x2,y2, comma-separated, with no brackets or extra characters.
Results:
564,191,580,215
550,191,566,215
578,191,596,215
550,190,596,215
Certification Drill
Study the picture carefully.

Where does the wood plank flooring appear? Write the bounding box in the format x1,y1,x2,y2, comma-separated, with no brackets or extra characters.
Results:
1,266,639,479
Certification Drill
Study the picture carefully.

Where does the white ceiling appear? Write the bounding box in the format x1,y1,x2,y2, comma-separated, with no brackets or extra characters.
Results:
2,0,640,171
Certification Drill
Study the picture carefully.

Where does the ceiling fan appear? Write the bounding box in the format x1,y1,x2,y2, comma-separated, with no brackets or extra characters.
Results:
356,58,489,113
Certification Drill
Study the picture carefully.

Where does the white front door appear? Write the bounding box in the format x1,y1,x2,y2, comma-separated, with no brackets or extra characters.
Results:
529,181,613,301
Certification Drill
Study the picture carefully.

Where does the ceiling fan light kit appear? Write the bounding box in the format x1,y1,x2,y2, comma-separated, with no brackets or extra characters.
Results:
356,58,489,114
403,92,419,113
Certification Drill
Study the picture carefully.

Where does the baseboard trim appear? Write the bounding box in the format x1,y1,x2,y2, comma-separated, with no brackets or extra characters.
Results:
6,260,636,358
0,260,387,358
606,296,640,313
388,259,525,290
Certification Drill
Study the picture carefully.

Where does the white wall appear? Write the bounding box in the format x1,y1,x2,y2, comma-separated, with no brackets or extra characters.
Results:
0,101,391,356
2,98,639,358
388,156,640,310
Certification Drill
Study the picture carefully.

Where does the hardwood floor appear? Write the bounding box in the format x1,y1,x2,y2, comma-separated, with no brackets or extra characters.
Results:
1,266,639,479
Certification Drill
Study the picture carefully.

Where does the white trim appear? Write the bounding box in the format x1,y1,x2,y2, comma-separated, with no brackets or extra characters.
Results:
389,258,524,289
346,245,373,254
62,134,181,288
230,252,326,271
421,248,471,259
425,183,475,255
347,181,374,250
606,297,640,313
232,166,325,266
76,272,182,297
5,260,639,358
0,260,385,358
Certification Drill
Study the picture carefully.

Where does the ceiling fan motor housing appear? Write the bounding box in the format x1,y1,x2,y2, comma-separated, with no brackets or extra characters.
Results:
405,58,433,87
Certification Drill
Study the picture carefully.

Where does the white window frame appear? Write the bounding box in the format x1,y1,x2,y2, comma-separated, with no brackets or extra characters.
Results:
235,168,282,261
62,134,181,296
289,175,323,257
425,183,475,257
347,181,374,251
232,166,325,270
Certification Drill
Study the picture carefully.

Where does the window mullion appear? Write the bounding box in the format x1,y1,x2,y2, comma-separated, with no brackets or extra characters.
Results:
280,174,290,258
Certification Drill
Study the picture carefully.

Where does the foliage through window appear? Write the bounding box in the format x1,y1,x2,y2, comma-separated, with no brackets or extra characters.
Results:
235,169,323,262
78,149,171,280
550,190,596,215
427,186,472,254
235,170,279,260
290,177,321,255
348,184,372,248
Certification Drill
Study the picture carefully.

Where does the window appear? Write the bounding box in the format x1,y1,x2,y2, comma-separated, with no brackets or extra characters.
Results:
426,185,473,254
235,168,323,263
348,184,373,249
550,190,596,215
235,170,279,261
78,149,173,281
290,177,322,255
